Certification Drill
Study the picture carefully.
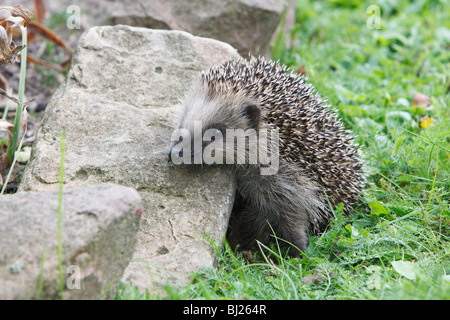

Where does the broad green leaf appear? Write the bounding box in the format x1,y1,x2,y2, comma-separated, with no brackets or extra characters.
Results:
392,261,420,280
369,201,389,216
345,223,360,237
442,275,450,284
385,111,412,130
16,146,31,162
366,266,382,290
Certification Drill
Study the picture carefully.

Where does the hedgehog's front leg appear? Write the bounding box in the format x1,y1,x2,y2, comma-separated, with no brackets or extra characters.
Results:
264,200,311,258
226,200,272,254
227,199,310,257
232,165,324,257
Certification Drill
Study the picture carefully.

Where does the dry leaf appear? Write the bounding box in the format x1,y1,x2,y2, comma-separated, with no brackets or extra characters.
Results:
27,21,73,70
33,0,46,24
302,270,336,284
0,118,13,127
412,92,431,106
0,119,13,131
0,24,10,47
0,119,13,144
21,105,28,134
0,152,8,173
0,25,16,64
0,5,33,65
0,5,34,27
2,3,71,71
28,21,70,52
302,273,320,284
297,64,306,76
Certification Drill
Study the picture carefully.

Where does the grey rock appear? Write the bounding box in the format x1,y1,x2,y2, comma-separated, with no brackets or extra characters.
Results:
19,26,239,295
0,184,141,300
111,0,287,56
1,0,288,56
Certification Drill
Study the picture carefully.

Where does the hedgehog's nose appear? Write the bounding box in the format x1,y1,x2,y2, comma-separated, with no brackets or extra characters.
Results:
168,145,183,163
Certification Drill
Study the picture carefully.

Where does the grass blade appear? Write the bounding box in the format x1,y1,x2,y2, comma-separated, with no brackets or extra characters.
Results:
7,26,27,164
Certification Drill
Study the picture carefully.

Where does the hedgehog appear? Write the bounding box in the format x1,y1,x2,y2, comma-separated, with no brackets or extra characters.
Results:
169,56,365,257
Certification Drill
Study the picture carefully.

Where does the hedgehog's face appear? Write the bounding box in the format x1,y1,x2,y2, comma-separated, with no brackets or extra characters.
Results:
169,85,261,166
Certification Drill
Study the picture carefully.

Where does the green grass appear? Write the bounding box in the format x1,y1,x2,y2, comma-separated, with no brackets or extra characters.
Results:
6,25,28,165
118,0,449,300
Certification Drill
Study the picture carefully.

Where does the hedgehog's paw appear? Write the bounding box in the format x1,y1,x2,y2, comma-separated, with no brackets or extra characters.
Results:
283,224,309,258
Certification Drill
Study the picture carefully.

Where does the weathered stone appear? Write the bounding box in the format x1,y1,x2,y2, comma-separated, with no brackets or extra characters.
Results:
19,26,239,295
111,0,287,56
0,183,141,300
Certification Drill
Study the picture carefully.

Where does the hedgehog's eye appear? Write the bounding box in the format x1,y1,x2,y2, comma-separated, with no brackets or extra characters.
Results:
242,104,260,128
210,128,222,140
204,127,223,136
203,128,223,147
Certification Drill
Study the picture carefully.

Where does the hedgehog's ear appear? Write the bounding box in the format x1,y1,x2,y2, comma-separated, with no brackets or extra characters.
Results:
242,103,260,128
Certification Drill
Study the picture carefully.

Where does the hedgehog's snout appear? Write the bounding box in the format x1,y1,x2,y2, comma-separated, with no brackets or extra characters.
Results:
168,143,183,163
168,139,200,164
